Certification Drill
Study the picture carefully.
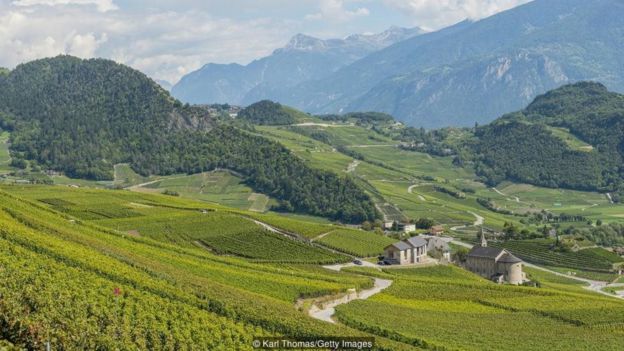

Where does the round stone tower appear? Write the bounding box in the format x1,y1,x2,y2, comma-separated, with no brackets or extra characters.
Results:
499,253,523,285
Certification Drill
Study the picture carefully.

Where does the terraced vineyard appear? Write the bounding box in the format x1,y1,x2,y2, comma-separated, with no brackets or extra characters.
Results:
490,240,624,272
0,187,420,350
317,229,396,257
244,212,335,239
336,266,624,351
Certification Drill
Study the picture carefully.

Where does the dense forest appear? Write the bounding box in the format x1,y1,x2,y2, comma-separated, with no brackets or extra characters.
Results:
238,100,296,125
469,83,624,197
0,56,378,223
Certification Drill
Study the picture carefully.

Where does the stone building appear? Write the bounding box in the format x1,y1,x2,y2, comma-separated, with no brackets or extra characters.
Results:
384,237,428,265
426,236,451,261
465,229,526,285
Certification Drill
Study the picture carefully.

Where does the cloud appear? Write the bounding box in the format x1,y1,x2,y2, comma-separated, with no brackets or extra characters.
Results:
306,0,370,22
384,0,532,30
0,3,292,84
12,0,118,12
0,0,533,84
67,32,108,57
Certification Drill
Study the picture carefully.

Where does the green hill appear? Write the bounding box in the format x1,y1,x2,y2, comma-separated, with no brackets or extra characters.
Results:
472,82,624,197
238,100,300,125
0,56,378,223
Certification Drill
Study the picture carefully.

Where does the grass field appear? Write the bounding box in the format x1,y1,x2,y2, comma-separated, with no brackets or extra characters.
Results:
112,164,274,212
546,126,594,152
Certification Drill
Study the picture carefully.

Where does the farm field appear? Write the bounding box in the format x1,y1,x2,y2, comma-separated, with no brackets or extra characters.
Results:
111,164,275,212
337,266,624,351
255,123,624,236
5,185,347,264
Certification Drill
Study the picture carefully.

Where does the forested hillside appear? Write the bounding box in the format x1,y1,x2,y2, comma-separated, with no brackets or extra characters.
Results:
471,82,624,197
238,100,297,125
0,56,377,223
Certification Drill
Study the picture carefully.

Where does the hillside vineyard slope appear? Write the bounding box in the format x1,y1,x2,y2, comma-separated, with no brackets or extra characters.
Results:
278,0,624,128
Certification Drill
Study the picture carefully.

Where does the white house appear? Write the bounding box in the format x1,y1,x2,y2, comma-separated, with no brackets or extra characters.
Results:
384,237,428,265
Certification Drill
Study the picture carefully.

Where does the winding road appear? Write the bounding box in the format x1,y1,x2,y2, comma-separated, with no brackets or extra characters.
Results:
450,211,484,231
308,278,393,323
307,261,392,323
492,187,520,203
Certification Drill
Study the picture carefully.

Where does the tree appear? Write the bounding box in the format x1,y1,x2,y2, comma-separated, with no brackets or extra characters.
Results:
453,247,470,263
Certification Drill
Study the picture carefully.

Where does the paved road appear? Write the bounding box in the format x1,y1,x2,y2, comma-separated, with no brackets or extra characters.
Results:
308,278,392,323
324,260,379,271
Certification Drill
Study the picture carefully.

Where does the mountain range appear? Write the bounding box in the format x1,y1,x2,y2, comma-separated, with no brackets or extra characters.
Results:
171,26,424,105
173,0,624,128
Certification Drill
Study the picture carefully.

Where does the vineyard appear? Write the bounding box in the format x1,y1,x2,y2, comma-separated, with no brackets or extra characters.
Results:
3,185,624,350
317,229,396,257
490,240,624,272
7,186,348,264
336,266,624,351
243,212,335,239
0,187,422,350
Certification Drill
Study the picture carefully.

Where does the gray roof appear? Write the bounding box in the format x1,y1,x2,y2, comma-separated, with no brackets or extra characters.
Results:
405,236,428,248
386,241,412,251
498,253,522,264
467,246,504,259
385,236,428,251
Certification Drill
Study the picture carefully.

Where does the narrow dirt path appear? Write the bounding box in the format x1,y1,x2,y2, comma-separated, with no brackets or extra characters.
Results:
408,184,429,201
346,160,360,173
450,211,484,231
492,187,521,202
311,231,334,242
607,193,614,204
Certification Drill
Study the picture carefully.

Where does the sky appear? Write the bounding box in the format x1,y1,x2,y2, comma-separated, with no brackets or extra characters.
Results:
0,0,533,84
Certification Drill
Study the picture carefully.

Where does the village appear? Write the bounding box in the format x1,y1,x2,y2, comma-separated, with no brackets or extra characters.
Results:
376,222,528,285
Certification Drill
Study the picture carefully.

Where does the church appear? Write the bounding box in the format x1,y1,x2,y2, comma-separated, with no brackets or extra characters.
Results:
465,229,526,285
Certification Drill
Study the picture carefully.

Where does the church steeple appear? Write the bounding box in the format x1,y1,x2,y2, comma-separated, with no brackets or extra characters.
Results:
480,227,487,247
